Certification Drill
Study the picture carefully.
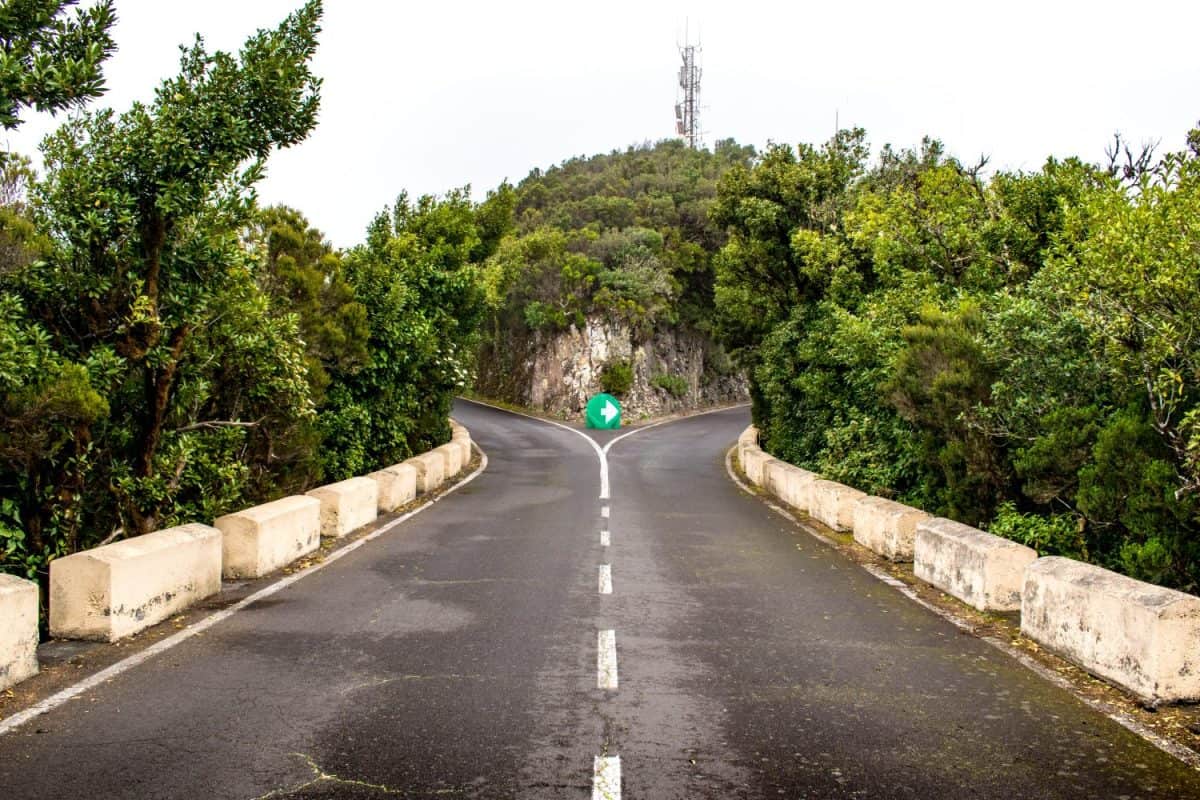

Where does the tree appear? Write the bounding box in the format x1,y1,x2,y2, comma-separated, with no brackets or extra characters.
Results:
712,129,868,356
323,190,487,479
11,1,324,538
0,0,117,130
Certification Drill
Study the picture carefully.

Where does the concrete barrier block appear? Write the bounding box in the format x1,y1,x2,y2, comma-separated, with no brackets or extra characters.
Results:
451,435,472,468
742,446,767,486
49,524,221,642
405,452,446,494
808,480,867,532
852,497,931,562
737,427,757,465
779,465,819,512
762,458,789,499
369,463,418,512
0,574,39,690
306,477,378,539
1021,557,1200,704
914,517,1035,611
434,442,463,478
216,495,321,579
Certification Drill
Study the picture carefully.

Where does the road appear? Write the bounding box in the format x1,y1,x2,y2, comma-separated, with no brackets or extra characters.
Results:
1,400,1199,798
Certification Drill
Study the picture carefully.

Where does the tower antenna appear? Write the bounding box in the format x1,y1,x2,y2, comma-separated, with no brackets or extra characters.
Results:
675,23,703,149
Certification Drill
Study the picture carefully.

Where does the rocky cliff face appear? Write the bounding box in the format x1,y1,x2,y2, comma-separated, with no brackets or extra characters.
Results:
475,317,748,419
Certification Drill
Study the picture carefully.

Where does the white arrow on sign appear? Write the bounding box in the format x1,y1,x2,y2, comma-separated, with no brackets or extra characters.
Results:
601,400,618,423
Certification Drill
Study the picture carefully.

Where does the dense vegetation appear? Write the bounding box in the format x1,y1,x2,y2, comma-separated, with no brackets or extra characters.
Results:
717,128,1200,591
477,139,754,389
2,2,1196,600
0,2,495,591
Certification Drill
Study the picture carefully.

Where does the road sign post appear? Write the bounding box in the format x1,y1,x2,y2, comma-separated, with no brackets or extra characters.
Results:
585,394,622,430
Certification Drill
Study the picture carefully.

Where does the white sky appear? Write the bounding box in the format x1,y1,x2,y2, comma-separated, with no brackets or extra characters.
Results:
3,0,1198,248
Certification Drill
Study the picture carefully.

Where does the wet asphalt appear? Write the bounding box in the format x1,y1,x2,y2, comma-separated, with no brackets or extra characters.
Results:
1,400,1198,798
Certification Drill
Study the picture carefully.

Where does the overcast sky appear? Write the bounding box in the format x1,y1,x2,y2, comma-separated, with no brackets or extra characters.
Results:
3,0,1198,248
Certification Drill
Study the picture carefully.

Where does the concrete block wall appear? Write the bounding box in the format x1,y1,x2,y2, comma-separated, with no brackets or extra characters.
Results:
0,574,39,691
852,497,929,562
737,424,1200,705
406,452,446,495
1023,558,1200,704
914,517,1035,611
808,480,866,533
306,477,379,539
49,524,223,642
216,495,321,579
369,464,418,512
2,421,472,692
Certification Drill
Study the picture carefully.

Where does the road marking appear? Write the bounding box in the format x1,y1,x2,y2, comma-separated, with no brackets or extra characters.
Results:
723,444,1200,771
600,530,610,547
0,450,491,738
601,505,610,519
592,755,621,800
598,564,613,594
459,397,749,502
597,630,618,689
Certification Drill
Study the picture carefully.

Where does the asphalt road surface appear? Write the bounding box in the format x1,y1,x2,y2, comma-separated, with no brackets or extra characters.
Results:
2,400,1199,798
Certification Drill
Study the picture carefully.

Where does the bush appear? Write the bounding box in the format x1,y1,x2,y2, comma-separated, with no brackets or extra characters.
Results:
600,360,634,396
988,502,1087,560
652,373,688,398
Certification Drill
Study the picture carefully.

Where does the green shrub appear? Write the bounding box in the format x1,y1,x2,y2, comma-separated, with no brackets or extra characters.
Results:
652,373,688,398
600,360,634,396
988,502,1087,560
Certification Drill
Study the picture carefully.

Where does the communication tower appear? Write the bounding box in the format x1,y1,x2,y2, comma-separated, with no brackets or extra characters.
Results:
675,30,702,149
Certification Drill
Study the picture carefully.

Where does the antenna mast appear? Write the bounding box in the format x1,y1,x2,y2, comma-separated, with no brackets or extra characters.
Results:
675,25,702,149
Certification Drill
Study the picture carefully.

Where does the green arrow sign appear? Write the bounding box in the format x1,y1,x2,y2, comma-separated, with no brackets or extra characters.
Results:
585,393,622,429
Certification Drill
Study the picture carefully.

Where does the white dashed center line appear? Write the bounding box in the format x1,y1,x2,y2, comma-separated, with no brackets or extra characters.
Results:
598,564,613,595
600,530,610,547
597,630,618,689
601,505,610,519
592,755,622,800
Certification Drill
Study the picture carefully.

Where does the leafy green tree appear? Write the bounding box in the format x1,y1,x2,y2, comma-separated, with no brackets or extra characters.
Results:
7,1,323,542
324,189,486,478
0,0,117,130
712,130,868,357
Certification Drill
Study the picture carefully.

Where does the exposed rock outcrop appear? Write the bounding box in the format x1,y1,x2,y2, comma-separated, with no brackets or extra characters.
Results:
475,316,748,418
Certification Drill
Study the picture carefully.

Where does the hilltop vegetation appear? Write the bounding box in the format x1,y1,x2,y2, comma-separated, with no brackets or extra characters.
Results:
476,139,753,408
482,138,754,333
717,128,1200,591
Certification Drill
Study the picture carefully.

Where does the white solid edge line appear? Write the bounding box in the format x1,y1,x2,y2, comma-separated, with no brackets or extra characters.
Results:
597,629,618,690
600,530,611,547
593,755,622,800
0,448,490,738
598,564,613,595
722,444,1200,772
458,397,609,499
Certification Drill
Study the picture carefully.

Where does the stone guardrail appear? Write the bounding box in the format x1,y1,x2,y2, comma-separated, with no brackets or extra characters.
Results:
0,574,39,691
737,424,1200,704
1023,557,1200,705
49,524,223,642
2,421,473,692
216,495,322,580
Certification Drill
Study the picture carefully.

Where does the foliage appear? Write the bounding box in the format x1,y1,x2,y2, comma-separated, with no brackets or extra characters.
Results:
321,189,486,479
988,502,1086,560
0,2,324,586
651,373,688,399
716,125,1200,590
481,138,754,348
0,0,117,130
600,360,634,397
